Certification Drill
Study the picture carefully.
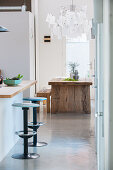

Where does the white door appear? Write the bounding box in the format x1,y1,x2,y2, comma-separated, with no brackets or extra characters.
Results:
95,23,104,170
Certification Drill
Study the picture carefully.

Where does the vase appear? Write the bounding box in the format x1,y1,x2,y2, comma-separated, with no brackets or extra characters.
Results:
70,73,75,79
74,70,79,80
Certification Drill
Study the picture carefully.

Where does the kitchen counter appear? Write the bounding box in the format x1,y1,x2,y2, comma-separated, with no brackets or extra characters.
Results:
0,80,37,98
48,78,92,114
0,80,36,162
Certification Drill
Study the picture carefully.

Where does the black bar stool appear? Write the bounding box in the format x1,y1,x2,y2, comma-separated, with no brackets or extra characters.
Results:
12,103,40,159
23,97,48,147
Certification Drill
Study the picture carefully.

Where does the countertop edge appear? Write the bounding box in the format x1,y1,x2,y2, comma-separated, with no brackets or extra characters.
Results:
0,80,37,98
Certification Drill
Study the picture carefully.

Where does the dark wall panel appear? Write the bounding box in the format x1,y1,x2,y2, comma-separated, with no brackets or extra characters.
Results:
0,0,31,11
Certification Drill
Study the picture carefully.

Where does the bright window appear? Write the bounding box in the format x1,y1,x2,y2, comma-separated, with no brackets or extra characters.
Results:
66,38,90,79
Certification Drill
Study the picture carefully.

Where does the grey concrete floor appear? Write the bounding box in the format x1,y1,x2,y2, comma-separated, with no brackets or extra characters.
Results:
0,102,97,170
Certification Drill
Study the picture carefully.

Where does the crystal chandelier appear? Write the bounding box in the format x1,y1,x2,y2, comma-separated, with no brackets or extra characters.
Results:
46,0,91,39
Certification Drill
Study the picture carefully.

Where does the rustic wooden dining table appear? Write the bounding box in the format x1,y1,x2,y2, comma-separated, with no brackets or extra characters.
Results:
48,78,92,114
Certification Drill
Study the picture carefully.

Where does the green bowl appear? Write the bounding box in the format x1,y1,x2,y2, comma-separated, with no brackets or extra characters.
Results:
4,79,22,86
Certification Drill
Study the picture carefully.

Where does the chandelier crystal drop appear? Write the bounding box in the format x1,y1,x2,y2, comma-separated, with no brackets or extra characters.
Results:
46,1,91,39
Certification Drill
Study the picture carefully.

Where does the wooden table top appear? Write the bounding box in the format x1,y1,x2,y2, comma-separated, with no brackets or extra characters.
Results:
48,78,92,86
0,80,37,98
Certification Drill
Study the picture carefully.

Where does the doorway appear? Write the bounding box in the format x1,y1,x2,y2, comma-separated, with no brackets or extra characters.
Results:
66,38,90,80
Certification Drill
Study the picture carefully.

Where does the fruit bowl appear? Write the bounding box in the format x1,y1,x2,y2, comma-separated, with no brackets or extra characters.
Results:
4,79,22,86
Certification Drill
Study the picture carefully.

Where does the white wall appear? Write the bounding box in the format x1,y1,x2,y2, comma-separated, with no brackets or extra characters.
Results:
38,0,66,90
37,0,94,90
0,12,35,97
31,0,40,91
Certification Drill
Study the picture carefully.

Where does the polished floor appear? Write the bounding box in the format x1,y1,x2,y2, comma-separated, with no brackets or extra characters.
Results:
0,102,97,170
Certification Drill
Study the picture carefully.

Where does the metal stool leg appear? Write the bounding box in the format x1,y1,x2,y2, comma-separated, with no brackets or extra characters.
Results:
28,104,48,147
24,108,28,157
33,107,38,145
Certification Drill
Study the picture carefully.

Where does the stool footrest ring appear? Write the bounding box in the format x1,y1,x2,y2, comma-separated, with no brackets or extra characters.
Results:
15,130,37,138
28,122,45,127
12,153,40,159
28,122,46,129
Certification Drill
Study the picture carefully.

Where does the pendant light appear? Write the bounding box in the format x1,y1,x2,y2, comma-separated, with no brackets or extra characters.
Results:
0,26,8,32
46,0,91,39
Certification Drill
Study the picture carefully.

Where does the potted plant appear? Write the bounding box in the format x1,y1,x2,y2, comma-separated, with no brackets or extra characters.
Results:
4,74,23,86
69,62,79,80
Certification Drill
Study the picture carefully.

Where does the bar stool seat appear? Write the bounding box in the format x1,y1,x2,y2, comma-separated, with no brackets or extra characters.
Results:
23,97,47,102
23,97,48,147
12,102,40,159
12,102,39,108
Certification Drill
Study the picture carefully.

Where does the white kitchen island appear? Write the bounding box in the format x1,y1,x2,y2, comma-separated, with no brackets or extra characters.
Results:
0,80,36,162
